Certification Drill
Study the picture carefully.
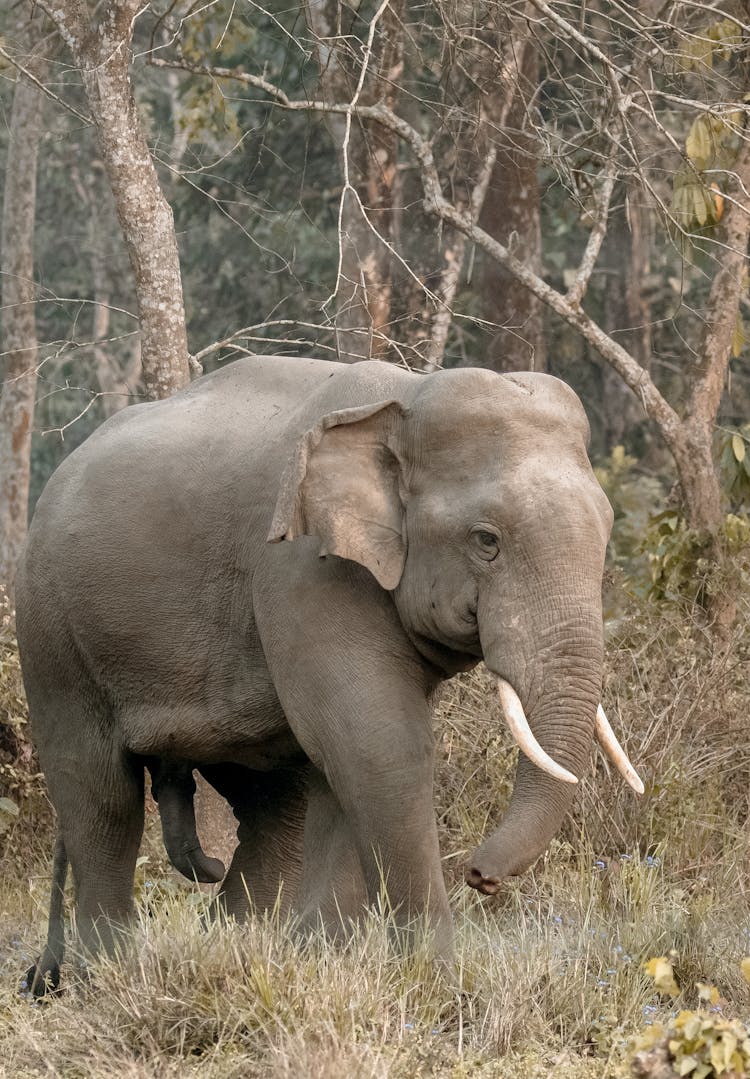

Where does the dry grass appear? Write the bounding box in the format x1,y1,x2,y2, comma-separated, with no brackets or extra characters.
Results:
2,597,750,1077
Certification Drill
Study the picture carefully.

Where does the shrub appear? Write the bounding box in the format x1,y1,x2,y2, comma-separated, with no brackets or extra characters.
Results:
0,596,49,869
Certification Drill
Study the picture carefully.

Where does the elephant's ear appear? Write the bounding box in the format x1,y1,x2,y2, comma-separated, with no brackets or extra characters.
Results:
268,400,407,590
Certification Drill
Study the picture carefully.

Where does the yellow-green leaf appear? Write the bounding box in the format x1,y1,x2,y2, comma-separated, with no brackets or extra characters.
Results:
672,183,690,223
693,184,708,226
709,1030,736,1073
686,117,712,168
732,317,747,358
643,956,680,996
732,434,746,462
679,34,714,71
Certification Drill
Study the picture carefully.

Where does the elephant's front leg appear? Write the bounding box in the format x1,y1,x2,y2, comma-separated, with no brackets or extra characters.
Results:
298,702,452,955
297,767,366,933
256,572,451,953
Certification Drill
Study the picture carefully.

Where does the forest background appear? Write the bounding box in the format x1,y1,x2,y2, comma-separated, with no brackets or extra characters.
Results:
2,2,750,1076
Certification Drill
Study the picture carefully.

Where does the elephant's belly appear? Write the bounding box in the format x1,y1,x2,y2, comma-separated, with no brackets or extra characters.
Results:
121,685,297,769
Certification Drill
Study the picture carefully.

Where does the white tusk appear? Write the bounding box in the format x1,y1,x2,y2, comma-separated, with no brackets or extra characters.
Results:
496,679,578,785
596,705,645,795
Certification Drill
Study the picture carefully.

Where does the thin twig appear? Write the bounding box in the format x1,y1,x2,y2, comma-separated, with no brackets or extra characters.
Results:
0,43,92,124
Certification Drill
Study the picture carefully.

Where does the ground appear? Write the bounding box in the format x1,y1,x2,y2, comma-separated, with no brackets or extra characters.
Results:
1,606,750,1077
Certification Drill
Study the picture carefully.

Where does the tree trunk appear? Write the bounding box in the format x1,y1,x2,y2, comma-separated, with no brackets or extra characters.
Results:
399,5,539,371
305,0,402,362
0,42,46,601
53,4,190,398
71,166,142,415
601,185,652,445
477,44,546,374
672,136,750,634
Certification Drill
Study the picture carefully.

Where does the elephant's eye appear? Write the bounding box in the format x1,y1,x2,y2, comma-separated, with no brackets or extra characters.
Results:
471,528,500,561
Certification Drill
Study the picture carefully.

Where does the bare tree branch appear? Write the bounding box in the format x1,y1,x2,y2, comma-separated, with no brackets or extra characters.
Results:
150,55,680,443
565,147,619,310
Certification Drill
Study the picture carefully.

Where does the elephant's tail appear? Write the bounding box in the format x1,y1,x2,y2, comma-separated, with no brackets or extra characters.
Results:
26,831,67,997
151,764,226,885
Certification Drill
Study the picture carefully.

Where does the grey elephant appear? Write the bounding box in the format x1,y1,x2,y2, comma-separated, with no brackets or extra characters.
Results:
16,355,642,996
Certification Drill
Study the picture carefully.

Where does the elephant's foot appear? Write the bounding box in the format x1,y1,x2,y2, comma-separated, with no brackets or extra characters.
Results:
24,949,62,999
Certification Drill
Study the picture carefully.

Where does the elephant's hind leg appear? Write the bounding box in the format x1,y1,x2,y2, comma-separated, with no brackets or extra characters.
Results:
45,736,145,961
199,762,308,921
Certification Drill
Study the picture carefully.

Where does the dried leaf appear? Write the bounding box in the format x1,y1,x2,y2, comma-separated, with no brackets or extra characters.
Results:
711,183,725,221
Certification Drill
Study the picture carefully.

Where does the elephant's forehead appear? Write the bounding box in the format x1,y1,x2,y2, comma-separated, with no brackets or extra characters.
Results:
409,454,593,509
408,369,590,450
405,397,589,477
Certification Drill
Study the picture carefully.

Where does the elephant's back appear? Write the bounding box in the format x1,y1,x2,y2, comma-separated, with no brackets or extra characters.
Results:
17,354,419,624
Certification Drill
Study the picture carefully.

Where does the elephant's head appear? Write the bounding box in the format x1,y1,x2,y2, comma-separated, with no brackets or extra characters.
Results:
270,367,642,893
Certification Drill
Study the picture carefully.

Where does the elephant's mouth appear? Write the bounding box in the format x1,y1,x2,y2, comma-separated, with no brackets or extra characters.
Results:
464,677,644,896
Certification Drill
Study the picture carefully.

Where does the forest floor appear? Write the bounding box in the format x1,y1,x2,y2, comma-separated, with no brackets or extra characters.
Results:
2,602,750,1077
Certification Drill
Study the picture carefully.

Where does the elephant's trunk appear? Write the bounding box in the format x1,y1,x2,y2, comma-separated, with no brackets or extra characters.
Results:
466,566,612,892
466,681,596,894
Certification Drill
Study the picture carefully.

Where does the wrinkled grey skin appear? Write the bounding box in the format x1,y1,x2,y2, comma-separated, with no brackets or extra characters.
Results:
16,356,612,994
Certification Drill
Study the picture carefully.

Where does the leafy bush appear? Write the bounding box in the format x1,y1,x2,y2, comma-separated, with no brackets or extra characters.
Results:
594,446,665,607
595,443,750,613
0,597,48,866
631,957,750,1078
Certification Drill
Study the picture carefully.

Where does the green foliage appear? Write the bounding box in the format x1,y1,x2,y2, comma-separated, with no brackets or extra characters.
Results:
670,109,743,264
639,509,750,608
640,510,709,604
174,2,255,146
718,426,750,509
179,1,254,65
176,82,243,145
592,439,750,610
594,446,665,604
0,606,47,861
632,957,750,1078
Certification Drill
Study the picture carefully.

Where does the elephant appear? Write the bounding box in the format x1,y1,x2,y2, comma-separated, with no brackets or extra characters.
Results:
15,354,643,996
